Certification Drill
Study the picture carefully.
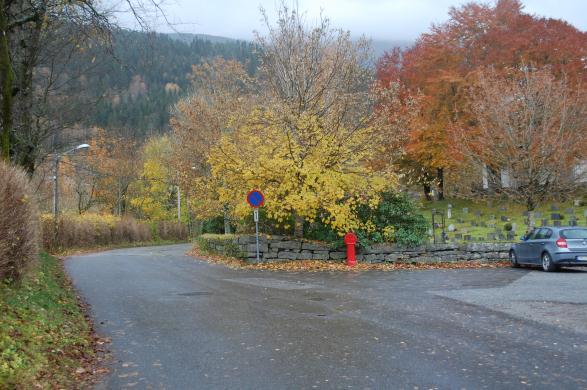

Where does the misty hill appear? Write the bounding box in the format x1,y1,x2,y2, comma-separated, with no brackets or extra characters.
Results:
72,30,258,136
167,32,237,45
371,39,412,58
69,30,408,137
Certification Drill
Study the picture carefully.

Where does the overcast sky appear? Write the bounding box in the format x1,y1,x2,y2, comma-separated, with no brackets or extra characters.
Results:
118,0,586,42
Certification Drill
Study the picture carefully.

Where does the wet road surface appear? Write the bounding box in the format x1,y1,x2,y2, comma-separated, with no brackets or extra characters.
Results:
65,244,587,389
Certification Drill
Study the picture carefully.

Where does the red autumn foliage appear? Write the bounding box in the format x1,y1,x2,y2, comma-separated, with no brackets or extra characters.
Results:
376,0,587,196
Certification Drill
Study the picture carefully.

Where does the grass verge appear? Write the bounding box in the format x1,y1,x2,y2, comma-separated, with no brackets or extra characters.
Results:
190,246,510,272
51,239,191,257
0,253,107,388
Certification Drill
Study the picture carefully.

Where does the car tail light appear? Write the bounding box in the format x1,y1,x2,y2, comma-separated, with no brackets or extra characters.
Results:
556,238,568,248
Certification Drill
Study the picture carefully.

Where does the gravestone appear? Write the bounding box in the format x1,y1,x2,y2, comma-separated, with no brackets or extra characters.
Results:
584,210,587,218
551,204,559,211
551,213,561,220
447,204,452,219
488,223,496,228
507,231,515,241
522,211,529,217
554,220,562,227
534,211,542,218
575,199,581,207
511,223,517,232
565,208,574,215
500,206,507,212
475,210,481,217
462,207,469,214
464,235,472,241
454,233,463,240
496,227,503,233
570,219,578,227
500,216,509,222
487,233,496,241
448,224,456,232
498,234,506,241
541,219,549,226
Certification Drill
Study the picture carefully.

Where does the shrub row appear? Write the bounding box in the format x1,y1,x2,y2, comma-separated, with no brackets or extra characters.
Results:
197,234,243,258
0,162,39,282
41,214,188,252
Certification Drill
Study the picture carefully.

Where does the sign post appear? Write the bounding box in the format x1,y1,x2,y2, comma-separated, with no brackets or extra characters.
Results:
246,190,265,262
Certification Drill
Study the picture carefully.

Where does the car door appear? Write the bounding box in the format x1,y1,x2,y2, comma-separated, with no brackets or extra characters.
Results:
517,229,537,262
522,228,543,263
530,228,552,263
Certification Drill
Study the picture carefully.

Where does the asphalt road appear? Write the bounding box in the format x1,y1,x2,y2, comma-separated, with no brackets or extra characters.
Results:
66,244,587,390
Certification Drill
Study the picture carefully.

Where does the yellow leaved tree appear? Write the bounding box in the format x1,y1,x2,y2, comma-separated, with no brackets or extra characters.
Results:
173,5,412,238
210,110,393,235
130,135,177,220
171,58,256,233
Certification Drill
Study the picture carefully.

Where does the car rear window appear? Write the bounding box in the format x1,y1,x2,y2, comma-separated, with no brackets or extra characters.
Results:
560,229,587,239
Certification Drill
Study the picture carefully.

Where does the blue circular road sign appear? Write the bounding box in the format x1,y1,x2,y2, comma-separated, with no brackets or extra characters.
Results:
247,190,265,208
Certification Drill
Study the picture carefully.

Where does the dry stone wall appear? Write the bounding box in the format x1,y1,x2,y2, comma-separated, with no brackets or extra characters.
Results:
199,235,511,264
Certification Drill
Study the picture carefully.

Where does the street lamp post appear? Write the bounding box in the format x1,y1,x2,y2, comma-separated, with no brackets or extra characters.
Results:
53,143,89,218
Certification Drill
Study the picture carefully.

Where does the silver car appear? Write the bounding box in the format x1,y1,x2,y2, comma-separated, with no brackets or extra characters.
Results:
510,227,587,271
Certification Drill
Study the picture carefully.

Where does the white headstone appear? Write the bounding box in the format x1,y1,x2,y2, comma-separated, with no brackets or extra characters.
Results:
448,224,456,232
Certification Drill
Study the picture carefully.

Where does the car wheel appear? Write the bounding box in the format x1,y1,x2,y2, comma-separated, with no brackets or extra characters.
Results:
509,250,520,268
541,252,557,272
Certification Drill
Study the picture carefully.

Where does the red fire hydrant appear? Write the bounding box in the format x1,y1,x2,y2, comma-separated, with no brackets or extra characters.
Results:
344,232,357,267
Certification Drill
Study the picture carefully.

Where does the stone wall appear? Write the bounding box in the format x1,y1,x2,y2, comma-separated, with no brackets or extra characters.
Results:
198,234,511,264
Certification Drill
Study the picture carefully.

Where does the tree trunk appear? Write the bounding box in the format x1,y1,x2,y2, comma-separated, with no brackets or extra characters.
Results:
12,8,43,174
293,212,304,239
436,167,445,201
423,184,432,201
223,204,231,234
0,0,13,161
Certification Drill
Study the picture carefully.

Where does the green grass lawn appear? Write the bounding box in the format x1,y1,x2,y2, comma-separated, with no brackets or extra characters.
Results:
0,253,97,388
417,197,587,243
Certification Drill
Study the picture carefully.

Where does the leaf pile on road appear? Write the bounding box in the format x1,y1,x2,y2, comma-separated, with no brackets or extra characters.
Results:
190,247,510,272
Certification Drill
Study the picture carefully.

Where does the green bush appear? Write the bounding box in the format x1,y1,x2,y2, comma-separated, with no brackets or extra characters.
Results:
304,191,428,248
356,191,428,247
197,234,243,258
0,161,39,282
504,223,513,232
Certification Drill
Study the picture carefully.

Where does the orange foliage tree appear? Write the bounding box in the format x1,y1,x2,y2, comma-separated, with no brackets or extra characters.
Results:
376,0,587,199
456,67,587,212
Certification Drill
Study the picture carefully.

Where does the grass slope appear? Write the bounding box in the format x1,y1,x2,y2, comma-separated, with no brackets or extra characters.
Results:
0,253,99,388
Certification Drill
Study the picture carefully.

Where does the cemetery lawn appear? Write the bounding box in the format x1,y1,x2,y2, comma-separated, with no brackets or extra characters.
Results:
418,197,587,243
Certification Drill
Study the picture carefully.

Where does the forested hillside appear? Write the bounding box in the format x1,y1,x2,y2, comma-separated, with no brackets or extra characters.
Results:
76,30,259,136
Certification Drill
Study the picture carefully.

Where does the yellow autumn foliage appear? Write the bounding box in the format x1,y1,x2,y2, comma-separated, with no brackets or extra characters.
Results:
209,110,396,233
130,136,177,221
